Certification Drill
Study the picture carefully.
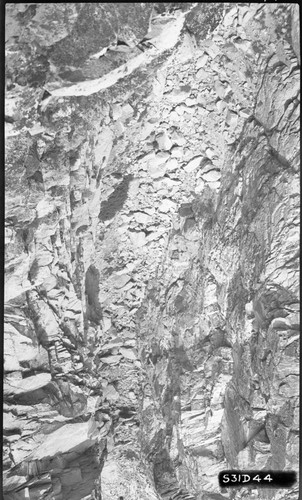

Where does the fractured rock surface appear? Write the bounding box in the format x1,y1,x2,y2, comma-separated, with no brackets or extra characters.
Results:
4,3,300,500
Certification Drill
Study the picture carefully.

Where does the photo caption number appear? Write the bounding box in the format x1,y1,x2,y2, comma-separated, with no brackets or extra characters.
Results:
263,474,273,483
219,470,297,488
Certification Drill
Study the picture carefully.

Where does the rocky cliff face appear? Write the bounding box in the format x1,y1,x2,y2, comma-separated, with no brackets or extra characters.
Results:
4,4,300,500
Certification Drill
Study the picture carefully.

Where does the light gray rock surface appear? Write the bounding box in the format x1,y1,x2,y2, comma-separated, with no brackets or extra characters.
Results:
4,3,299,500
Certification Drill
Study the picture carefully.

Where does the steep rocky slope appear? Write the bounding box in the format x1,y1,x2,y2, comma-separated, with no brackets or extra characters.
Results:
4,4,300,500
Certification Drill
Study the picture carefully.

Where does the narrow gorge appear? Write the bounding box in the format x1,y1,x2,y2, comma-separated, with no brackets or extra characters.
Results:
4,3,300,500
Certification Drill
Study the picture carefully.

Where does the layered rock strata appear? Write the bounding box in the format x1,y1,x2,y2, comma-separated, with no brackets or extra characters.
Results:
4,3,300,500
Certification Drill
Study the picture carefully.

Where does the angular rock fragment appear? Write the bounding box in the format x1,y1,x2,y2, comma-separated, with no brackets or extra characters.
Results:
183,156,202,173
156,131,172,151
103,384,119,402
158,199,177,213
119,347,137,360
201,169,221,183
100,355,122,365
111,273,131,289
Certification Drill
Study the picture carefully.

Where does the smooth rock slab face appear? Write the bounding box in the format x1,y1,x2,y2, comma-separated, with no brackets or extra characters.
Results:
4,373,52,397
28,422,97,461
4,3,300,500
4,324,48,373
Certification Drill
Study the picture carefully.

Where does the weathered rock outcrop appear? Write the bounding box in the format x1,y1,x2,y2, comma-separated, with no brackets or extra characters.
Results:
4,3,299,500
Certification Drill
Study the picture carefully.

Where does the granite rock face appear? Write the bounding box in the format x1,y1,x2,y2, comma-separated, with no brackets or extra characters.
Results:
4,3,300,500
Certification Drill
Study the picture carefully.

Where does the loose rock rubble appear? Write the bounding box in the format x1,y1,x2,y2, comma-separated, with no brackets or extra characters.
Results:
4,3,300,500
